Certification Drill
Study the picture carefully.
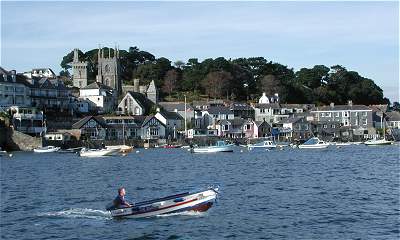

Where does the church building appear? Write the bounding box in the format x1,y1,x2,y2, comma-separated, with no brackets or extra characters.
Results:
96,46,122,95
72,48,88,88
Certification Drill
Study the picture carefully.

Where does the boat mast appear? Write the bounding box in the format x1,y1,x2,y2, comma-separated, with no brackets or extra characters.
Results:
123,120,126,145
184,94,187,138
381,112,385,140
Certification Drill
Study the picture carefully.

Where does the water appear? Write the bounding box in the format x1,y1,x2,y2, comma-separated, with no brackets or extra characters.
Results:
1,145,399,240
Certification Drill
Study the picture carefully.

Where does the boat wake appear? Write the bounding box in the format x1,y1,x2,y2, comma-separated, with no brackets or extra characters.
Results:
38,208,112,220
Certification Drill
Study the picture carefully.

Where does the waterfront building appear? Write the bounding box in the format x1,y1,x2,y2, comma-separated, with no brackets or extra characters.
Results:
141,115,166,139
79,82,116,114
102,115,143,140
187,128,218,139
117,91,154,115
44,132,72,142
155,110,183,139
72,116,107,140
256,120,272,138
0,68,31,107
311,121,342,140
254,102,280,123
96,46,121,95
277,116,312,141
386,111,400,129
23,68,57,79
71,48,88,88
216,118,260,138
9,106,45,135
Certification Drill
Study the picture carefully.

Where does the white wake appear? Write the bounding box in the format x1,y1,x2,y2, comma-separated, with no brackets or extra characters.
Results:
38,208,112,220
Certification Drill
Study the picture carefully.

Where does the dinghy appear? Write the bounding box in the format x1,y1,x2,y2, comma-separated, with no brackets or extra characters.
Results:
106,187,219,218
33,146,60,153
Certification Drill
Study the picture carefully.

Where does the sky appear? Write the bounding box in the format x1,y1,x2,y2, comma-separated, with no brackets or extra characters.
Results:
1,1,399,101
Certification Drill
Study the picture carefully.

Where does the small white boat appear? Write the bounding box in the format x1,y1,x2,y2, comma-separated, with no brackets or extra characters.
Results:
106,145,133,153
191,141,234,153
79,148,120,157
33,146,60,153
298,137,330,149
364,138,393,146
247,140,277,150
334,142,352,146
106,187,218,219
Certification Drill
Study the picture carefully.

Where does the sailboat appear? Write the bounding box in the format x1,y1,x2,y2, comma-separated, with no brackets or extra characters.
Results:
106,121,133,153
365,113,393,146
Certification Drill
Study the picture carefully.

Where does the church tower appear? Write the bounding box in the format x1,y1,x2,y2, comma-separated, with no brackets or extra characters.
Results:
72,48,88,88
96,46,121,95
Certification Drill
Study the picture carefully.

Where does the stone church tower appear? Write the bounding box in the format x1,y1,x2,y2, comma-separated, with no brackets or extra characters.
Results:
96,46,121,95
72,48,88,88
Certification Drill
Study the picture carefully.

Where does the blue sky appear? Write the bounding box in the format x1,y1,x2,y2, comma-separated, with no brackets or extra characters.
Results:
1,1,399,101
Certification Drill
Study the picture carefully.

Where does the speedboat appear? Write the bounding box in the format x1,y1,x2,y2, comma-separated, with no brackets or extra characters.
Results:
364,138,393,146
106,145,132,153
247,140,277,150
298,137,330,149
33,146,60,153
191,141,234,153
106,187,219,219
79,148,120,157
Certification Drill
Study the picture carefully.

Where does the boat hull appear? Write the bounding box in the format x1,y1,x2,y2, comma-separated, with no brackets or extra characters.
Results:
108,188,218,219
191,146,234,153
33,146,60,153
364,140,393,146
298,144,329,149
79,148,120,157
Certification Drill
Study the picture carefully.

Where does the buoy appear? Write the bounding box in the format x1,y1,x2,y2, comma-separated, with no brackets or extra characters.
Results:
136,150,140,153
8,153,13,157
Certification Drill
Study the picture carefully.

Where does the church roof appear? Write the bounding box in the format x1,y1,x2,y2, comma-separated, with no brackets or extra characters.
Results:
126,91,154,113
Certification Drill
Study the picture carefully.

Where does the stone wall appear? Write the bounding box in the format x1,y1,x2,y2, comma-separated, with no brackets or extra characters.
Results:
6,128,42,151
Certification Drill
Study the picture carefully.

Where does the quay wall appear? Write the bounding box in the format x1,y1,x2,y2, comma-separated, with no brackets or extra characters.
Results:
5,128,42,151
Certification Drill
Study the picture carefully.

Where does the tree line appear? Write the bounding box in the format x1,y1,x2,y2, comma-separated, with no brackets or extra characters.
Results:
60,46,389,105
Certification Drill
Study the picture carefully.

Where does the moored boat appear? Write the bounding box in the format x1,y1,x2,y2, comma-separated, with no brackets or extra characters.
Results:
364,138,393,146
191,141,234,153
106,145,133,153
106,187,219,218
247,140,277,150
298,137,330,149
33,146,60,153
79,148,120,157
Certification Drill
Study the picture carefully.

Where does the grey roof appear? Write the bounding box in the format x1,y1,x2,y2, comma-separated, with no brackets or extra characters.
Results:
312,105,371,111
386,111,400,121
30,78,68,90
278,116,304,124
254,103,280,109
231,103,253,110
207,106,233,115
0,68,31,86
126,91,154,112
141,115,165,127
82,81,113,90
72,116,107,129
159,110,183,120
158,102,193,111
280,104,314,109
255,120,271,128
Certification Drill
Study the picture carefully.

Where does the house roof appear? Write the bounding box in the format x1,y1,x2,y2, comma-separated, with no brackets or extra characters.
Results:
158,102,194,111
312,105,371,111
230,103,253,111
29,78,69,90
141,115,166,127
279,116,304,124
72,116,107,129
386,111,400,121
207,106,233,115
82,81,113,90
255,121,271,128
126,91,154,112
158,110,183,120
0,68,31,86
254,103,280,109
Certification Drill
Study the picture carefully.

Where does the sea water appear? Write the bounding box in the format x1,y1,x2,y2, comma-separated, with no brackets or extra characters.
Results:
1,144,399,239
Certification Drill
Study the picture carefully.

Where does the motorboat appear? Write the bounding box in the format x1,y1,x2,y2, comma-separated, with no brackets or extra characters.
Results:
106,187,219,219
33,146,60,153
364,138,393,146
58,147,84,153
298,137,330,149
191,141,234,153
106,145,133,153
79,148,120,157
247,140,277,150
162,144,182,149
333,142,352,146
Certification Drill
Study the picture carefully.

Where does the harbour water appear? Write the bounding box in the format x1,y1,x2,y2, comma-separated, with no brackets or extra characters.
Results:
1,145,399,239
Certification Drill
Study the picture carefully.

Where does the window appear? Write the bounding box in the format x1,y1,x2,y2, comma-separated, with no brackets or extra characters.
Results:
225,115,228,120
260,109,265,114
223,125,229,131
323,124,327,129
320,113,324,117
363,119,367,125
363,112,367,117
246,124,251,130
332,124,336,128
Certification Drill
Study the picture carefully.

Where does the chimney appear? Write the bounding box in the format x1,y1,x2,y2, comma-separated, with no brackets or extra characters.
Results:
156,107,160,113
348,100,353,106
133,78,140,92
330,102,335,108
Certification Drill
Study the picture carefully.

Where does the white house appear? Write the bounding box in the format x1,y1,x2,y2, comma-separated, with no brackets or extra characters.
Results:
117,91,153,115
141,115,166,139
0,68,31,107
155,110,183,139
79,82,116,114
